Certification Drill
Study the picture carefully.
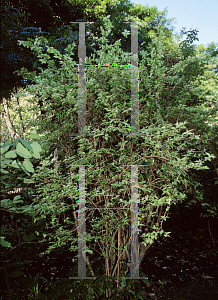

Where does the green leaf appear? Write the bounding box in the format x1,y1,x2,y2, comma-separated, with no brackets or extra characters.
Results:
13,200,24,204
0,168,9,174
120,278,126,289
20,205,32,211
10,160,20,169
23,158,34,173
23,235,29,242
87,287,94,296
86,248,93,254
0,199,10,207
0,236,12,248
14,195,21,201
1,158,12,167
4,151,17,158
105,281,113,289
29,133,40,139
0,145,10,155
23,233,34,242
15,143,32,158
30,141,42,159
145,172,150,179
12,138,20,145
129,290,135,295
20,139,33,153
17,161,30,175
29,211,36,217
13,195,23,204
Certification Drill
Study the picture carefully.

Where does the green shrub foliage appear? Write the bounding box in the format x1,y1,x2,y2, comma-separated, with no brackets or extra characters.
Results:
1,15,217,299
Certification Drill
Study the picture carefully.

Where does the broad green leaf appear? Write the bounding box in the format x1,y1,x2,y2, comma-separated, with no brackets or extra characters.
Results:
13,195,23,204
12,138,20,145
19,165,30,176
29,133,40,139
17,161,30,175
1,158,12,167
10,160,20,169
13,200,24,204
14,195,21,201
88,287,94,296
30,141,42,159
0,168,9,174
0,237,12,248
4,151,17,158
20,139,33,153
30,152,40,158
0,145,10,155
23,158,34,173
120,278,126,288
15,142,32,158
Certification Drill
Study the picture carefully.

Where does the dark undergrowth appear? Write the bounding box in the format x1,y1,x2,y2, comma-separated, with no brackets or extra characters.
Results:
1,204,217,300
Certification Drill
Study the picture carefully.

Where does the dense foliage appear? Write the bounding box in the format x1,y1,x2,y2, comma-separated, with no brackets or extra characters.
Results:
1,1,218,299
